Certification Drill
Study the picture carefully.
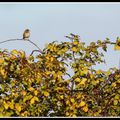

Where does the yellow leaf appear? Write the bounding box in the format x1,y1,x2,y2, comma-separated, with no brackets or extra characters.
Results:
73,41,79,45
57,71,63,76
9,104,14,109
60,95,64,99
59,63,63,67
22,91,27,96
11,49,18,54
113,100,118,106
0,59,4,64
28,87,34,92
72,114,77,117
79,78,87,85
114,38,120,51
82,67,88,74
34,96,39,101
8,102,14,109
34,90,38,96
3,102,9,110
111,83,116,87
21,113,25,117
90,74,94,79
19,50,25,58
43,91,49,97
30,97,35,104
70,98,75,103
46,71,51,75
66,112,69,116
50,57,54,62
79,101,86,107
15,103,22,112
114,45,120,50
76,94,81,99
0,68,7,79
0,68,5,76
4,56,9,61
11,55,16,60
66,100,70,105
96,69,102,74
63,47,68,52
57,51,63,55
72,47,78,52
23,95,33,102
14,93,19,97
30,96,39,104
81,70,88,75
98,109,102,113
104,70,111,76
21,111,28,117
46,56,50,60
75,78,81,82
82,106,88,112
115,94,119,100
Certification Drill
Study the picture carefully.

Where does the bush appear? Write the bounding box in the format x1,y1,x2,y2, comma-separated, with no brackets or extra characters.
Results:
0,34,119,117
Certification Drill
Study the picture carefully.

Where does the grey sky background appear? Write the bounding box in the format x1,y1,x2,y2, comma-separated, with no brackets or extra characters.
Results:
0,2,120,71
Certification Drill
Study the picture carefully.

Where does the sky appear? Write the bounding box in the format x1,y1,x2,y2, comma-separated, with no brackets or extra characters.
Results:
0,2,120,71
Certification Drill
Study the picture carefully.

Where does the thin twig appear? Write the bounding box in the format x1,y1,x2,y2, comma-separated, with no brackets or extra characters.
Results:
109,42,116,44
27,40,44,54
0,38,44,54
30,50,44,56
0,39,23,44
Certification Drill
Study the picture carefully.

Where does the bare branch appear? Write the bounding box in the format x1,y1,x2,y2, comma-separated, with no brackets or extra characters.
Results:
0,38,44,54
30,50,44,56
27,40,44,54
0,39,23,44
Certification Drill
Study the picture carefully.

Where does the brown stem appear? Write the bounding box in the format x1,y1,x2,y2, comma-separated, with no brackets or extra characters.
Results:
109,42,116,44
30,50,44,56
0,39,23,44
27,40,44,54
0,38,44,54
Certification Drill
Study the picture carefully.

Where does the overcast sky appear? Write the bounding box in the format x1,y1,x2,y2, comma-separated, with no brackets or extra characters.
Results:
0,2,120,70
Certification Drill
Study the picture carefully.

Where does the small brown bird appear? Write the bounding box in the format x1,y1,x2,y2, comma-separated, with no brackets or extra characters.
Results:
23,29,30,40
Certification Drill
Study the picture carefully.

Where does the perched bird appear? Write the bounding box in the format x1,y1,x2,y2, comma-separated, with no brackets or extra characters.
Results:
23,29,30,40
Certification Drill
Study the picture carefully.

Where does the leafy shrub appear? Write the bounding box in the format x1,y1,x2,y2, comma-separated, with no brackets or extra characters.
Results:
0,34,119,117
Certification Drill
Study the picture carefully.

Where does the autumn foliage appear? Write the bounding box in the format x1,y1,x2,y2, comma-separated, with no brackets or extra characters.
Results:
0,34,120,117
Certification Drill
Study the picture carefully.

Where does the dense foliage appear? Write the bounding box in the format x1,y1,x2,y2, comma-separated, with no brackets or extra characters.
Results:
0,34,120,117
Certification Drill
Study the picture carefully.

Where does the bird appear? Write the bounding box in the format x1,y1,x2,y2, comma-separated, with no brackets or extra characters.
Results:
23,29,30,40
